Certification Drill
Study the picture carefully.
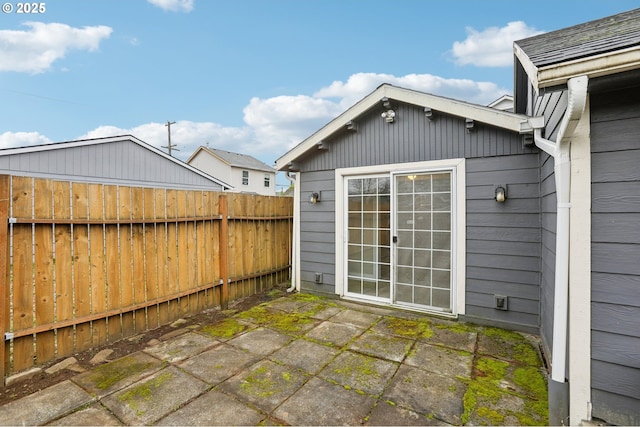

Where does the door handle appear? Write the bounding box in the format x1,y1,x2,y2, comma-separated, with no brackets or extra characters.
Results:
392,236,398,244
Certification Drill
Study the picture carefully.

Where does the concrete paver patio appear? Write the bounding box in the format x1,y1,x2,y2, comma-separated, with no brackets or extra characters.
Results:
0,292,549,426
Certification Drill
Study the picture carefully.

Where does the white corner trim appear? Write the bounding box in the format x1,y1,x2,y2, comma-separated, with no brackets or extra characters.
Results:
568,98,592,424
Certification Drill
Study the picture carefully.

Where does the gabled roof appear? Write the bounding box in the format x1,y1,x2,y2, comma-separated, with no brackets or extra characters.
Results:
275,84,531,171
0,135,232,189
187,146,274,173
514,8,640,89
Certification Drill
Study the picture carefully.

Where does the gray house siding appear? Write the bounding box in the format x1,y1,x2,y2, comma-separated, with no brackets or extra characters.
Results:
0,139,224,190
299,169,336,296
533,89,566,356
590,80,640,425
464,154,540,331
296,102,541,330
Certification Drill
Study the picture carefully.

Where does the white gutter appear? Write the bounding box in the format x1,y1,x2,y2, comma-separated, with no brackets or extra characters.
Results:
285,171,299,293
531,75,588,426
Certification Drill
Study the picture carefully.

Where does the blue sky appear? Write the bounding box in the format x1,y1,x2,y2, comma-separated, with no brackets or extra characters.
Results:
0,0,637,189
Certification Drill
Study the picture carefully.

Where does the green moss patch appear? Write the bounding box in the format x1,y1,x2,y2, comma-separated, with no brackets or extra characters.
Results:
381,317,433,339
87,355,159,391
236,305,315,333
200,318,248,339
462,355,548,425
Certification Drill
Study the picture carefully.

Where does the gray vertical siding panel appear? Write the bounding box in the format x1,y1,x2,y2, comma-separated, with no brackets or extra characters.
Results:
0,140,223,190
590,81,640,425
301,104,534,173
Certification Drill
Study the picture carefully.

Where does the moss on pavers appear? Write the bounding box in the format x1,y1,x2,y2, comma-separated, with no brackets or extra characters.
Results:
383,364,466,425
329,309,381,329
235,304,318,335
143,331,218,363
348,330,413,362
273,377,376,426
217,359,309,413
304,321,366,347
373,316,434,339
320,351,399,396
71,351,165,398
405,341,473,379
462,333,548,426
477,327,542,366
227,327,293,356
178,343,259,384
199,317,249,340
102,366,208,426
270,338,340,375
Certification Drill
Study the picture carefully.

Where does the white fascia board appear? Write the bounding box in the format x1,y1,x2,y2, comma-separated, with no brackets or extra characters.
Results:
537,46,640,89
514,44,640,91
275,85,528,171
514,44,542,90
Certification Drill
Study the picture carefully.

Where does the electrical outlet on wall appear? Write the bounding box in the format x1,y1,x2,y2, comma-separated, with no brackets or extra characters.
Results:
494,295,508,311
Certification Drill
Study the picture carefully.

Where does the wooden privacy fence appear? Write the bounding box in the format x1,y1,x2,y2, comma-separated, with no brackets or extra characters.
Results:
0,175,293,380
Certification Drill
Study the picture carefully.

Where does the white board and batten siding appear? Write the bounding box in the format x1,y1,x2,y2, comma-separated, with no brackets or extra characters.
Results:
296,101,542,332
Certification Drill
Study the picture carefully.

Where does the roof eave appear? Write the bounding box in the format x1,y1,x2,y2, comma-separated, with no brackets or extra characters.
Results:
515,44,640,91
275,85,529,171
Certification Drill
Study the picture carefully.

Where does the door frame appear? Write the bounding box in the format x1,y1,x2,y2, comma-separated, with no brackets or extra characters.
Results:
335,159,466,317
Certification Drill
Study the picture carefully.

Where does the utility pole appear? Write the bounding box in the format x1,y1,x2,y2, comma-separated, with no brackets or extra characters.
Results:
163,121,179,156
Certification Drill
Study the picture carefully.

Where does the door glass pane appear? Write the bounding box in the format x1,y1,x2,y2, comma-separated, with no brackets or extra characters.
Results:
346,176,391,301
394,171,452,311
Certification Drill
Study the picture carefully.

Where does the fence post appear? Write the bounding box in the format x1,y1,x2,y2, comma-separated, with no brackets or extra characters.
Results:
219,194,229,309
0,175,10,382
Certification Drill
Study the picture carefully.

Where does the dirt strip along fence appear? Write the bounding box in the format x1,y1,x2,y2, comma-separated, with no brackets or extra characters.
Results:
0,175,293,381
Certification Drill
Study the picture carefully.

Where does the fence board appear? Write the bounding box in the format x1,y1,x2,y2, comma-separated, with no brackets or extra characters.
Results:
0,175,292,381
0,176,9,376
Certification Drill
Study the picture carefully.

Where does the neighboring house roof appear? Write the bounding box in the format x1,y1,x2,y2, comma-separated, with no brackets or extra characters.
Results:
187,146,275,173
275,84,532,171
0,135,232,190
487,94,514,112
514,8,640,89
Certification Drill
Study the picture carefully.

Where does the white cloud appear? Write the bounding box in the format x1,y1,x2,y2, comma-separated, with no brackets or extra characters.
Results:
315,72,509,109
0,71,513,165
0,131,53,148
0,22,112,73
77,121,253,162
451,21,544,67
147,0,194,12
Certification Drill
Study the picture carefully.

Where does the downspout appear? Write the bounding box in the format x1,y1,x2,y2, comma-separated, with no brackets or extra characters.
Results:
285,171,299,293
531,75,588,426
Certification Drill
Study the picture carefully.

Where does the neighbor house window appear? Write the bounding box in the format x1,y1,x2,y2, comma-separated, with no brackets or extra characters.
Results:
264,174,271,188
242,170,249,185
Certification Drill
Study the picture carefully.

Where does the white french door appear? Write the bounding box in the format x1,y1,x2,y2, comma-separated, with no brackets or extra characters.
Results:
393,171,452,312
344,169,454,313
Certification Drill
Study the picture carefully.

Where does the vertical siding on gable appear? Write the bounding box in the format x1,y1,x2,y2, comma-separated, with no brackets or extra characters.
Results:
465,154,541,331
300,104,533,173
590,82,640,426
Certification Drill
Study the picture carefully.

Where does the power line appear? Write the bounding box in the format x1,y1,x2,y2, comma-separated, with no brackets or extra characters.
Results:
162,121,179,156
